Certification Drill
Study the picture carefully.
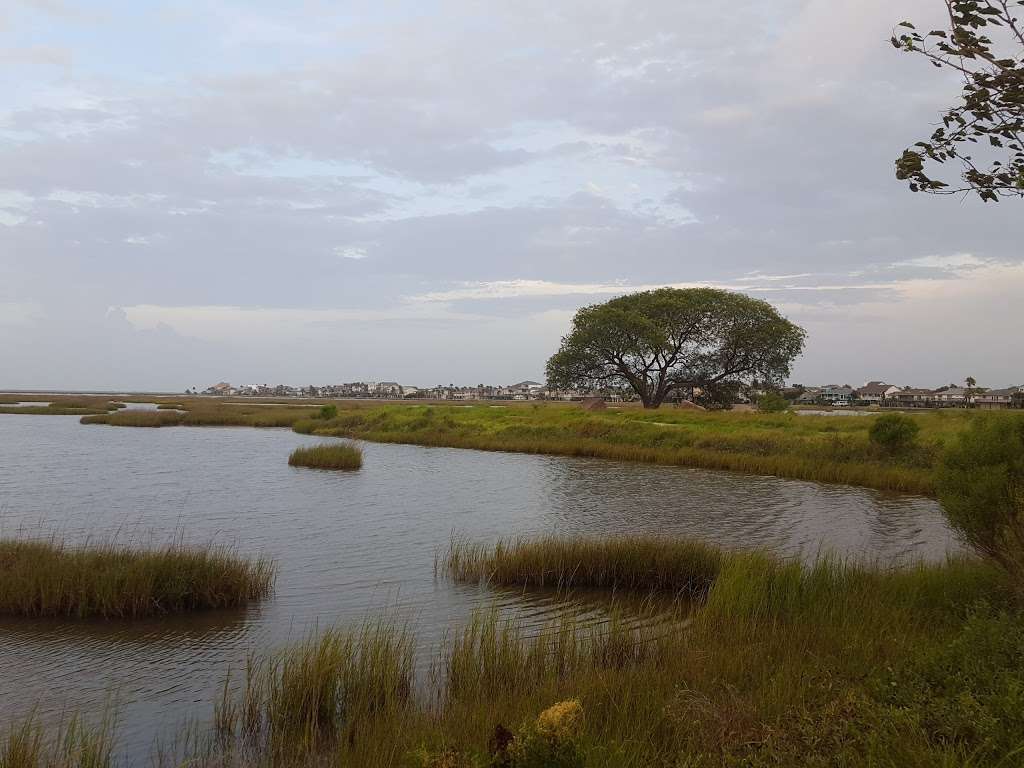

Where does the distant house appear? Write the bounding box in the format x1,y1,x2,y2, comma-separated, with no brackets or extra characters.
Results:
892,388,933,408
819,385,855,406
931,386,970,407
855,381,901,405
203,381,235,396
975,386,1021,410
796,387,821,405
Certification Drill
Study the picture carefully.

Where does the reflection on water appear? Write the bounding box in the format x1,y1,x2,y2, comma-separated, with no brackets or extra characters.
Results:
0,414,960,760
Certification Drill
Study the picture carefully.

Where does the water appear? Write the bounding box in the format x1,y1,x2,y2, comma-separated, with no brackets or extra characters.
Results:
0,414,960,760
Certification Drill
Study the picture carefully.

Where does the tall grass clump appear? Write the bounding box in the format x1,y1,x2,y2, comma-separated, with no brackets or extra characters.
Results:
0,539,275,619
80,410,185,427
288,443,363,470
870,412,921,453
445,535,722,597
214,622,413,756
937,415,1024,590
0,714,114,768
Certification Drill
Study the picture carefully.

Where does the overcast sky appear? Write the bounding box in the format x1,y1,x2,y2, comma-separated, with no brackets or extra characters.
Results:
1,0,1022,392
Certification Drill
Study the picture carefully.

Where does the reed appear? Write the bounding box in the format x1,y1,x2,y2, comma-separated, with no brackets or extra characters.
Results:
80,410,185,427
445,535,723,597
0,714,114,768
0,539,276,619
9,543,1021,767
213,621,414,756
288,443,363,470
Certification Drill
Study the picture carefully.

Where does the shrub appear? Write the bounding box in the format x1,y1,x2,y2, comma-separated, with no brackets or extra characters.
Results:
869,413,921,452
318,404,338,420
936,416,1024,583
757,392,789,413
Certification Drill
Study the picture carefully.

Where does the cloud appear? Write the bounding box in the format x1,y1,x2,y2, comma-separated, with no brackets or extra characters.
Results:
1,1,1023,388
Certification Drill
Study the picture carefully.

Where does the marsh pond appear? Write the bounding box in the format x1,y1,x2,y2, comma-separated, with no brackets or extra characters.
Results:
0,413,961,760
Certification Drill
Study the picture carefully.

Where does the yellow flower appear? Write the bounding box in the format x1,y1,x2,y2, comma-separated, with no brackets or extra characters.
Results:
534,699,583,741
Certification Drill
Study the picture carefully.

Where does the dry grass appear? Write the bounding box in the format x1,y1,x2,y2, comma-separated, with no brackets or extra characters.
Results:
0,539,276,619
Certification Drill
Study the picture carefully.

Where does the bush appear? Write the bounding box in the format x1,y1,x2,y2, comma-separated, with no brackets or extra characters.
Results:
318,404,338,420
936,416,1024,582
869,413,920,452
757,392,789,413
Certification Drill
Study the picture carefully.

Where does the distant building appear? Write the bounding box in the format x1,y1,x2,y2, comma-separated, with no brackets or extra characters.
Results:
819,385,855,406
855,381,901,405
975,386,1022,410
891,388,934,408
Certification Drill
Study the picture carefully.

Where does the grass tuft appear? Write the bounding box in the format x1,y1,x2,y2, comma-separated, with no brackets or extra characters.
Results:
445,535,723,597
288,443,363,470
0,539,276,619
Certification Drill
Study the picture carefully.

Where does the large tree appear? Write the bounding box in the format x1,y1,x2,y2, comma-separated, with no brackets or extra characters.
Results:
545,288,806,409
893,1,1024,201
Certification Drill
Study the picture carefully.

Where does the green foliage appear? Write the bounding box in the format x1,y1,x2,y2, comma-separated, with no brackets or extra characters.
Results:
545,288,806,409
756,392,789,413
875,606,1024,762
893,3,1024,201
869,413,921,452
936,416,1024,581
318,404,338,420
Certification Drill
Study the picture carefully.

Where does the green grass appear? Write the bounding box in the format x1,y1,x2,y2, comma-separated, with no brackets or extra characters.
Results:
0,713,114,768
0,539,276,619
303,403,971,494
8,537,1024,766
288,443,363,470
63,397,1024,494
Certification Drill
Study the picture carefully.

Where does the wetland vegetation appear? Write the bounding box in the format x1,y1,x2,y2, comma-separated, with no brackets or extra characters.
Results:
2,537,1020,767
0,539,275,619
287,443,363,470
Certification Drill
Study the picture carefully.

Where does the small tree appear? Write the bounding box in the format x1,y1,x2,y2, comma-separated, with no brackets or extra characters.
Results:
757,392,790,413
545,288,806,409
869,413,921,452
937,416,1024,585
893,1,1024,201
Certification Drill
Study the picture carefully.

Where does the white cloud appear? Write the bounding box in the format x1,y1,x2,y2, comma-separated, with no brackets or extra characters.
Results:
334,246,369,260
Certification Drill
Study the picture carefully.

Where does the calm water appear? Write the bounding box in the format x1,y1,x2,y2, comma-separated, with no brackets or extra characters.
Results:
0,414,959,759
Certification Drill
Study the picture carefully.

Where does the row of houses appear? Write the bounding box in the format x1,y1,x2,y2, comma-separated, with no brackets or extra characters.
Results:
202,380,624,402
792,381,1024,410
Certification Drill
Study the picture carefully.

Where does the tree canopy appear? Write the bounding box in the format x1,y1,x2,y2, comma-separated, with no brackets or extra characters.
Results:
893,1,1024,201
545,288,806,409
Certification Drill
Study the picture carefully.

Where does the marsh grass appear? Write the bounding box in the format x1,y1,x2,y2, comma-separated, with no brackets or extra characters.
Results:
212,622,414,758
7,541,1022,766
445,535,722,597
0,713,115,768
288,443,363,470
0,539,276,619
0,396,125,416
61,397,1022,494
81,410,185,427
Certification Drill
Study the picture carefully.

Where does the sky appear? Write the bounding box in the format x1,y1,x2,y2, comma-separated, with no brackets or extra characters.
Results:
1,0,1022,392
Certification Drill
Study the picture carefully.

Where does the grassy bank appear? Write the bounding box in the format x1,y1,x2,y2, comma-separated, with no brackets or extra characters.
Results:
0,396,126,416
0,539,275,619
11,537,1018,766
288,443,363,470
62,396,1024,494
305,403,961,494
